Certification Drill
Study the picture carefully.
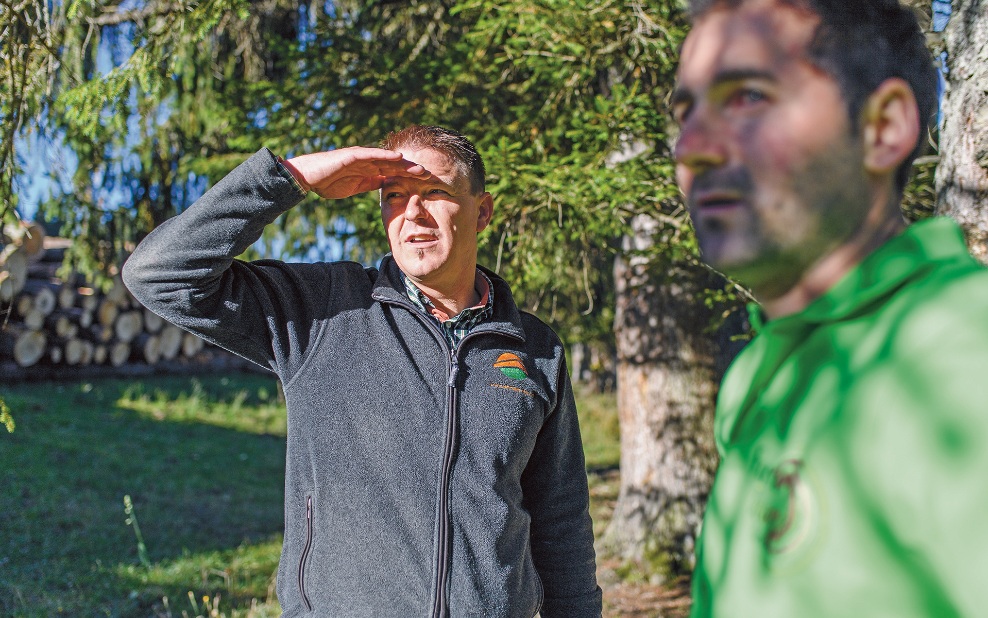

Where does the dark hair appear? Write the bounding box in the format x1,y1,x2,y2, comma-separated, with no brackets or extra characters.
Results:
688,0,938,193
380,125,486,194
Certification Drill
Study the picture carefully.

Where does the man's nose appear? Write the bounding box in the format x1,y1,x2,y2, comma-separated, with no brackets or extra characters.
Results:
674,111,728,177
404,195,429,221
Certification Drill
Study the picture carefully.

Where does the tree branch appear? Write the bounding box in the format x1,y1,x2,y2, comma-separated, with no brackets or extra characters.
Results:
89,2,185,27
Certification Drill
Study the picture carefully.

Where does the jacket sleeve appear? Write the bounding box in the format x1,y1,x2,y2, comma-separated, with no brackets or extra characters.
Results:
121,147,321,374
522,359,603,618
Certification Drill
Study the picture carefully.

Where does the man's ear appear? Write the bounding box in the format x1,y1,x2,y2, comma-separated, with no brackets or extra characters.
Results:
476,192,494,232
860,78,921,175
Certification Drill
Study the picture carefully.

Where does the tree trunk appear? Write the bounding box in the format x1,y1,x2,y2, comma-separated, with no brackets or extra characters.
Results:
603,214,744,581
936,0,988,262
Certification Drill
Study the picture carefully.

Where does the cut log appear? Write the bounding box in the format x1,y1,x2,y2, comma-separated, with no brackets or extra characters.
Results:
182,331,205,358
92,344,107,365
26,260,60,280
59,307,93,329
158,324,183,360
142,307,164,334
114,310,143,343
49,345,63,364
20,279,58,316
62,337,86,365
79,309,93,329
15,294,33,317
58,282,76,310
3,221,46,258
82,324,114,343
109,341,130,367
0,245,28,302
45,312,79,339
21,307,45,331
41,236,71,258
79,340,94,365
76,286,99,312
134,333,161,364
0,327,47,367
105,274,129,305
96,298,119,327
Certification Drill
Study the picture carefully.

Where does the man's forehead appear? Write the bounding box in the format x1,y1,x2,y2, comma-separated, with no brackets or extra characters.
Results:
403,148,464,180
677,0,819,85
380,174,454,190
381,149,464,190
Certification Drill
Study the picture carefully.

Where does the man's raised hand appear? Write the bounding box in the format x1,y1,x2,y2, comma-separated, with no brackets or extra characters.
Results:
283,147,430,200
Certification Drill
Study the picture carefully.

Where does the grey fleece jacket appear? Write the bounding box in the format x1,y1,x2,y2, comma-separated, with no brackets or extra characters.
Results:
122,148,602,618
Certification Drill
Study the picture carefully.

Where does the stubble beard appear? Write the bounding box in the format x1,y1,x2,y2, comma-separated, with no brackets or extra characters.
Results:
745,138,871,299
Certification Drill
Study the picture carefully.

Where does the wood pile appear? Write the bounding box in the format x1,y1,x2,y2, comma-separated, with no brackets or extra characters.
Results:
1,222,209,374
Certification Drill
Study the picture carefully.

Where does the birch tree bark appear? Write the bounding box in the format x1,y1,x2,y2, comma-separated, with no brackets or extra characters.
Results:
935,0,988,262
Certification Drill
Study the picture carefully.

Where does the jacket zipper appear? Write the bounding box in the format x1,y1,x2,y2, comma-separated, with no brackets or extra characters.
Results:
299,495,313,612
428,328,520,617
430,346,459,618
378,294,521,618
376,295,461,618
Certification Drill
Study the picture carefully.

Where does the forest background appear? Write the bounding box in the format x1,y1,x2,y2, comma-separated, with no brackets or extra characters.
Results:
1,0,986,613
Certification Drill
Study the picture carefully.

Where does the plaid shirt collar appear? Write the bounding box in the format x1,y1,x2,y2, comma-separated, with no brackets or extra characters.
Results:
402,269,494,348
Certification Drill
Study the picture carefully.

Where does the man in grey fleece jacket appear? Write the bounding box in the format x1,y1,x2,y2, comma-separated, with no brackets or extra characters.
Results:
122,125,602,618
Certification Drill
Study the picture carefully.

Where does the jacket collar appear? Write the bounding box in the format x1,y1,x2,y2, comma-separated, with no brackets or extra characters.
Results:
748,217,972,334
371,255,527,342
717,217,973,452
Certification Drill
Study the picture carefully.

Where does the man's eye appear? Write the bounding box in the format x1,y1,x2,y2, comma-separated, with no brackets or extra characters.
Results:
728,88,767,108
385,192,403,201
427,189,449,196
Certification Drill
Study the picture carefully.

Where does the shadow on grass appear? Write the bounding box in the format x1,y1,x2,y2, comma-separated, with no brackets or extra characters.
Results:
0,374,287,617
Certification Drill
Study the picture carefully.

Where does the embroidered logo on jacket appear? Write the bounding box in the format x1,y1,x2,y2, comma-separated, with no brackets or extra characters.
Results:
761,459,823,563
493,352,528,380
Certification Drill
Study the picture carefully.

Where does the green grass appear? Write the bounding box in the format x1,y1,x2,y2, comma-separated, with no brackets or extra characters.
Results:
0,375,287,617
0,374,618,617
575,385,621,471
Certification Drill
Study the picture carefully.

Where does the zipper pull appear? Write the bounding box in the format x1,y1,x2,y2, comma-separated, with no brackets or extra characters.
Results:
448,349,459,387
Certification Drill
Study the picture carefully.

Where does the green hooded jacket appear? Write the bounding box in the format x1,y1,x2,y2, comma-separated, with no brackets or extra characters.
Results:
692,217,988,618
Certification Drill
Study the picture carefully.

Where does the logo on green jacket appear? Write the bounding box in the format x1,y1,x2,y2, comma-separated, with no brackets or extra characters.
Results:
494,352,528,380
763,459,820,558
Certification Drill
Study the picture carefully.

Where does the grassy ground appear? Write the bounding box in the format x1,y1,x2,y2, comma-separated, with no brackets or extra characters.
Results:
0,374,686,617
1,375,286,617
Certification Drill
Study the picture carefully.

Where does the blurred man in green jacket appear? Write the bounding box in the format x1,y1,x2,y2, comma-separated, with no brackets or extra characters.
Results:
671,0,988,616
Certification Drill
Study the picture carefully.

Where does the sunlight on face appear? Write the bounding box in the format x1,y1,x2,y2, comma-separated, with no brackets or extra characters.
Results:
380,148,492,296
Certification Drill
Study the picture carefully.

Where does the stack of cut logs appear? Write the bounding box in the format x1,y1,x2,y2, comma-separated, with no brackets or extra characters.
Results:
1,221,206,370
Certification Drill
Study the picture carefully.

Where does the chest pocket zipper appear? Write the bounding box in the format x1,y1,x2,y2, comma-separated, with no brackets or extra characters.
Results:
299,495,314,612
